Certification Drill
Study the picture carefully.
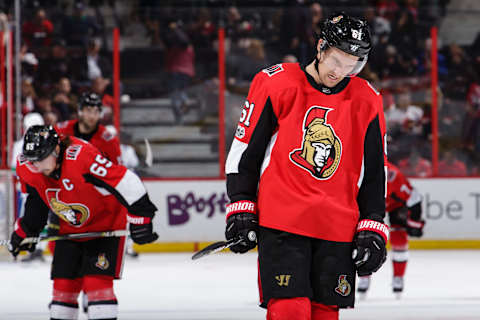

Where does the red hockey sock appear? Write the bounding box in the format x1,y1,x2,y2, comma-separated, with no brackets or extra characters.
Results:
393,261,407,277
51,278,82,320
267,297,311,320
311,302,339,320
83,275,117,319
390,227,408,277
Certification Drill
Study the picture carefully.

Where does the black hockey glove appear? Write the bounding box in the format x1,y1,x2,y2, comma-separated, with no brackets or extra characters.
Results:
406,203,425,237
225,200,258,254
128,214,159,244
406,218,425,237
353,219,389,277
7,219,37,258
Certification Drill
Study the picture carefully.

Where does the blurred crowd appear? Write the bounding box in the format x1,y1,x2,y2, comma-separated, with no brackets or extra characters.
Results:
4,0,480,176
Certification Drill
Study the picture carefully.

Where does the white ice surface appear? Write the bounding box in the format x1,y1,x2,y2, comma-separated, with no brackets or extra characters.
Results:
1,250,480,319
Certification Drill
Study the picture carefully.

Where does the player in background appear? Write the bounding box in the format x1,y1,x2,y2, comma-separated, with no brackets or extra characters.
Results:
224,13,388,320
357,161,425,298
8,125,158,320
55,91,121,164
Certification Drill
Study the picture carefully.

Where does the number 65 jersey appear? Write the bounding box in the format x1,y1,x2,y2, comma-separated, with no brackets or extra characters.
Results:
16,136,157,235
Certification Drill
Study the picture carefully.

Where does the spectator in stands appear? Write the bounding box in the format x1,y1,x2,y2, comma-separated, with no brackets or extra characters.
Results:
35,38,71,90
376,0,399,22
84,37,111,81
43,110,58,127
277,0,310,62
461,73,480,158
164,19,195,124
398,149,432,177
363,6,391,47
416,37,448,77
374,44,405,79
227,38,268,89
21,79,37,115
438,150,467,176
385,88,424,133
35,95,53,115
52,77,78,120
20,42,38,82
444,44,473,101
22,8,54,49
62,1,101,47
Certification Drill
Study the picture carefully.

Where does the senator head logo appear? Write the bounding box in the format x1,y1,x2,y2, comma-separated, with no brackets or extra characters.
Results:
46,189,90,227
289,106,342,179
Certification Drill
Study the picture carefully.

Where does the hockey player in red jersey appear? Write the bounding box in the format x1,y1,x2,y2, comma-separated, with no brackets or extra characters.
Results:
55,92,121,164
357,161,425,298
224,13,388,320
8,125,158,320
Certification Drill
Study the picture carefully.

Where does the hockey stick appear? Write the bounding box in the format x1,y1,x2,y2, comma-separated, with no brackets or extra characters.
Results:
144,138,153,167
0,230,129,246
191,238,243,260
191,231,256,260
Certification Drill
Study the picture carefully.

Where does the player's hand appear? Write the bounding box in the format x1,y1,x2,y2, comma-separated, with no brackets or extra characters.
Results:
128,214,158,244
352,219,389,276
406,218,425,237
7,219,37,258
225,200,258,254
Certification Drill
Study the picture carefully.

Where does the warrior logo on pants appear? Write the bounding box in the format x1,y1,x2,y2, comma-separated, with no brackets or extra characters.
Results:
289,106,342,180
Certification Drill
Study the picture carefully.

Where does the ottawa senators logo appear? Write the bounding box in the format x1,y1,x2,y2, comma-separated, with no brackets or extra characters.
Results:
335,275,351,297
46,189,90,227
95,253,110,270
289,106,342,179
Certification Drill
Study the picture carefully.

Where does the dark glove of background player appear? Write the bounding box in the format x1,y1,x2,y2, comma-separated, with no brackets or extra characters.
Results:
128,214,159,244
353,230,387,276
406,203,425,237
225,212,258,254
7,219,37,257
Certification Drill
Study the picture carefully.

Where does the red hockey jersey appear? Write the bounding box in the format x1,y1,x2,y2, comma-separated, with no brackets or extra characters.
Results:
226,63,387,242
386,161,422,213
16,137,155,236
55,120,121,164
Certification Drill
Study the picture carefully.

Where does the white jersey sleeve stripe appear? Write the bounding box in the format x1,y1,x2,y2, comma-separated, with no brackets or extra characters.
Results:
406,188,422,207
226,138,248,174
260,132,278,176
114,169,146,205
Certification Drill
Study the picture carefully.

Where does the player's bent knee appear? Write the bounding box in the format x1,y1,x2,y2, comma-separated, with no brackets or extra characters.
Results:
311,302,339,320
267,297,311,320
83,275,118,319
51,278,82,320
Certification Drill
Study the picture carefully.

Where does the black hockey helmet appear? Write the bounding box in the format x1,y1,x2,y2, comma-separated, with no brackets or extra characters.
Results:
22,125,59,162
78,92,102,111
320,13,372,58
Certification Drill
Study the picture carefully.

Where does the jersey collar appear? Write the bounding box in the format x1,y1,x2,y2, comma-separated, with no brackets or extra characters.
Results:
74,120,99,141
301,64,350,95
